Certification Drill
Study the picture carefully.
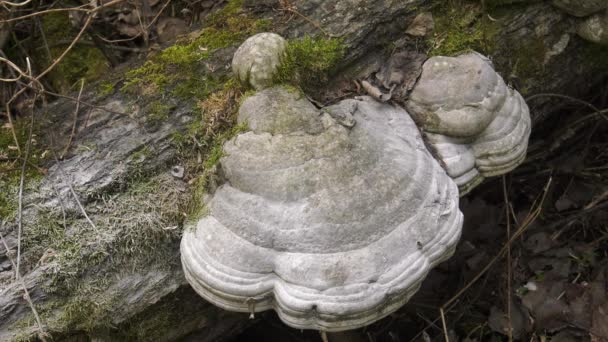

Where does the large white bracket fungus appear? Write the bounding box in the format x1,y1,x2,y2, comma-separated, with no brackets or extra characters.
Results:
181,87,463,331
181,33,531,332
232,32,287,90
405,53,531,195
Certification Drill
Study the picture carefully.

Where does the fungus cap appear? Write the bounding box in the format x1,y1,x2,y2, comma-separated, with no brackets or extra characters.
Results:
406,53,531,195
577,11,608,45
231,32,287,90
552,0,608,17
181,87,463,331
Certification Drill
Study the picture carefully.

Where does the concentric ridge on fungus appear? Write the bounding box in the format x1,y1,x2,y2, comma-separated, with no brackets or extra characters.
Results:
231,32,287,90
577,11,608,45
181,87,463,331
406,52,531,195
551,0,608,17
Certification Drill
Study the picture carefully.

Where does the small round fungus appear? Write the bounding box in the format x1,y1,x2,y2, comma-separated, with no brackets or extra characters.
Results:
406,52,531,195
181,87,463,331
231,32,287,90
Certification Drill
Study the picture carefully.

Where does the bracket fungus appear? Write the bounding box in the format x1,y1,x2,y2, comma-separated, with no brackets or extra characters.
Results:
551,0,608,17
181,33,531,332
405,53,531,195
181,87,463,331
232,32,287,90
577,11,608,45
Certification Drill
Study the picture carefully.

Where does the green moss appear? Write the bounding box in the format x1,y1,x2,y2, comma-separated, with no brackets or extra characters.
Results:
52,47,109,92
21,173,184,298
208,0,245,24
428,1,497,56
581,43,608,72
97,81,116,97
22,211,106,292
203,122,248,171
173,79,244,153
238,89,257,107
168,80,249,221
146,101,173,125
121,0,271,100
186,122,248,221
7,176,185,337
507,36,547,94
0,119,46,221
42,13,110,93
274,36,345,92
48,293,117,333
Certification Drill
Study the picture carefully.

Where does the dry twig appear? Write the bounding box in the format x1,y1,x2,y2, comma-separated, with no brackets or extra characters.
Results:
502,176,513,342
60,78,84,159
14,68,37,280
0,0,127,24
430,177,553,342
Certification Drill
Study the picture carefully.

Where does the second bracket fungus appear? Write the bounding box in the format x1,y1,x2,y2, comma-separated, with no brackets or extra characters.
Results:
551,0,608,17
181,87,463,331
406,53,531,195
231,32,287,90
577,11,608,45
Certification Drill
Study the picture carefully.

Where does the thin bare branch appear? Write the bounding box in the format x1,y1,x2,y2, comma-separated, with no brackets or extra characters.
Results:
15,90,36,279
0,56,28,82
60,78,84,159
502,176,513,342
433,177,553,342
36,15,92,80
0,0,32,7
17,81,128,116
526,93,608,123
35,16,53,62
96,0,171,44
442,177,552,309
0,0,127,24
51,151,99,232
0,6,89,24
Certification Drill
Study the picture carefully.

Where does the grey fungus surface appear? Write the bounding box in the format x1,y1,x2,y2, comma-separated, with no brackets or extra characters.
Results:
549,0,608,45
577,11,608,45
232,32,287,90
552,0,608,17
406,53,531,195
180,87,463,331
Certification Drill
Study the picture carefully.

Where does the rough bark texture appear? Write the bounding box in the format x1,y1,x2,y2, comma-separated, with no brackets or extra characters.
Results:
0,0,606,341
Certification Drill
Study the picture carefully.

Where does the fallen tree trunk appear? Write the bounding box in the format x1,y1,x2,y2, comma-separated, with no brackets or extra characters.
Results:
0,0,606,340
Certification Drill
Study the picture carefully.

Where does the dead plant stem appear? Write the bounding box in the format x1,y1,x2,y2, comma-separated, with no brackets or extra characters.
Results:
434,177,552,342
60,78,84,159
502,176,513,342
